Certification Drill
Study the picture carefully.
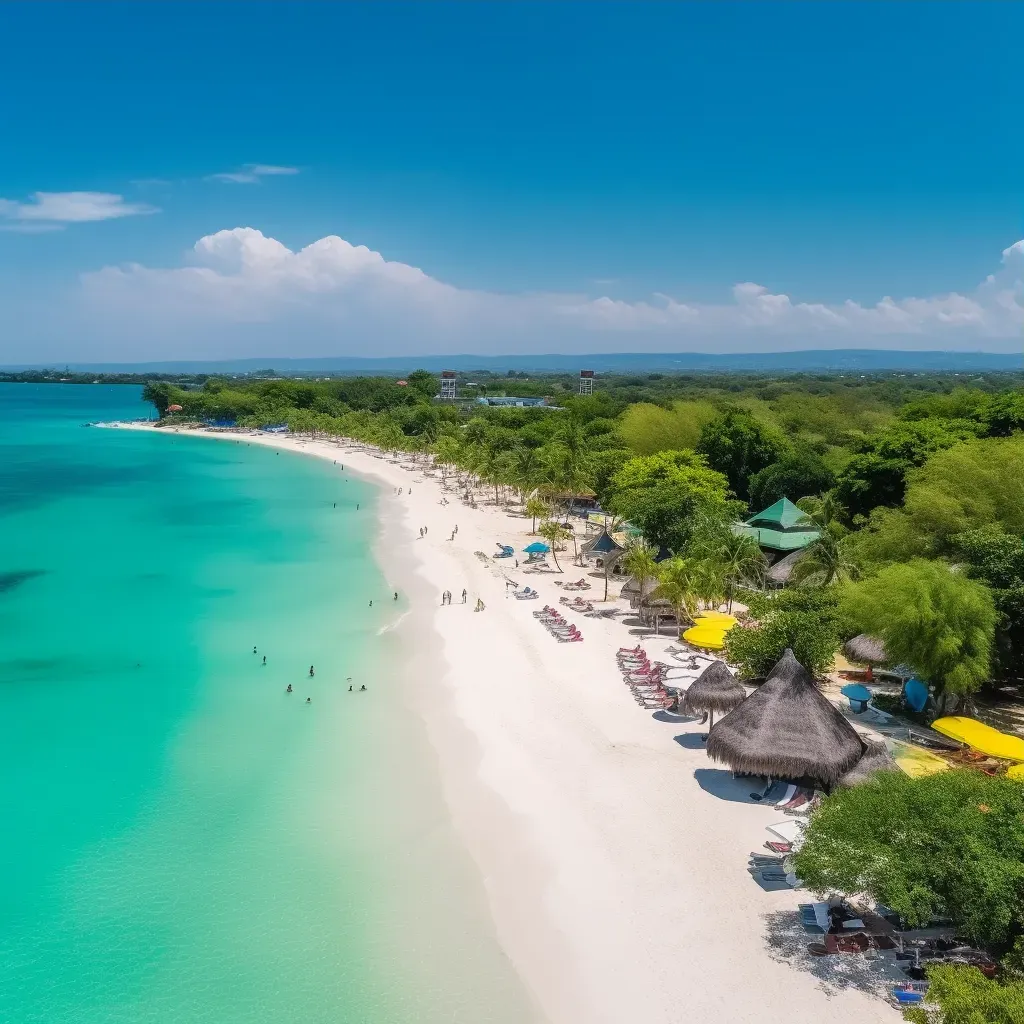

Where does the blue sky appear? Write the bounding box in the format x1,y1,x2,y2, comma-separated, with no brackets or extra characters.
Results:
1,1,1021,362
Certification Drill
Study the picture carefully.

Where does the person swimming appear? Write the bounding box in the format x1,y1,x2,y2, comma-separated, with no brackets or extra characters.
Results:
360,684,366,691
262,655,266,665
286,684,292,693
253,646,257,654
306,697,311,703
348,684,353,692
309,665,315,677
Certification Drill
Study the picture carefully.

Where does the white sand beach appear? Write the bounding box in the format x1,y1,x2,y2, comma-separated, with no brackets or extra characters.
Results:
107,423,897,1024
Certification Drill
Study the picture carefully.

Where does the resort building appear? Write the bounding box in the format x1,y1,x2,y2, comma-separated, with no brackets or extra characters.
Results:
733,497,820,555
439,371,457,400
475,396,548,407
578,369,594,395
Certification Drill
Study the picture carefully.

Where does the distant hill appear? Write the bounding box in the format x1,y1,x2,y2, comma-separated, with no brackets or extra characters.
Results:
5,350,1021,375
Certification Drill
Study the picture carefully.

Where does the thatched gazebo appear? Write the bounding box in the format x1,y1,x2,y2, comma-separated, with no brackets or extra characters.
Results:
836,739,898,789
843,634,887,680
705,649,866,788
682,661,746,731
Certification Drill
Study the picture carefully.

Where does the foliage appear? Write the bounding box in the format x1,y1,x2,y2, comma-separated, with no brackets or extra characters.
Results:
605,450,740,555
537,520,568,572
904,965,1024,1024
834,418,981,519
696,409,789,502
955,528,1024,683
618,400,717,455
840,560,997,697
724,590,841,679
793,770,1024,950
747,453,835,510
651,556,705,636
620,539,659,611
525,496,550,534
142,381,173,417
788,495,859,587
705,533,767,610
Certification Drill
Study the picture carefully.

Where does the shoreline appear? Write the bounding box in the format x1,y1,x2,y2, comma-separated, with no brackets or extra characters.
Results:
103,422,897,1024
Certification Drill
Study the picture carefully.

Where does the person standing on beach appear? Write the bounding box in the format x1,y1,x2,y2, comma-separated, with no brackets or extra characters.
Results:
309,665,315,677
462,589,467,604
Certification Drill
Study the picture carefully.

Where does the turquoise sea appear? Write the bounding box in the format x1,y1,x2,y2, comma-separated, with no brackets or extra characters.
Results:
0,385,534,1024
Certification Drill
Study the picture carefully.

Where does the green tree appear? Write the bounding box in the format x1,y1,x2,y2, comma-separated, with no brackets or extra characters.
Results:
709,533,767,611
525,496,550,534
840,559,997,701
538,519,567,573
747,453,835,511
696,409,788,502
142,381,173,418
905,965,1024,1024
954,528,1024,684
618,400,717,455
793,770,1024,950
620,539,659,618
652,556,702,637
605,451,740,555
834,418,981,518
405,369,440,399
724,593,840,678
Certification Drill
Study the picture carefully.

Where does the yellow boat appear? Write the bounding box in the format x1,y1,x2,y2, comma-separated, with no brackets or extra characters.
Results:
931,717,1024,762
888,740,949,779
682,613,738,651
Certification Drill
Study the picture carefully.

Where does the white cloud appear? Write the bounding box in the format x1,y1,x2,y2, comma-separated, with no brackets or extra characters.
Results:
60,228,1024,360
207,164,300,184
0,191,158,225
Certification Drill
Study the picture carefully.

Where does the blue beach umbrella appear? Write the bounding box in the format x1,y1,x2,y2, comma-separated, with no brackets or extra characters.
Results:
524,542,550,554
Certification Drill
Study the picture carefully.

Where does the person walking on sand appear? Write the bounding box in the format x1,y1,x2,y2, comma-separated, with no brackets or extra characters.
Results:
462,588,467,604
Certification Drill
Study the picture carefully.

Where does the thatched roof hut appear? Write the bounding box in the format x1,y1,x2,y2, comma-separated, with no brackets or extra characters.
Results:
683,661,746,729
705,649,865,787
836,739,899,789
620,575,658,604
844,634,887,666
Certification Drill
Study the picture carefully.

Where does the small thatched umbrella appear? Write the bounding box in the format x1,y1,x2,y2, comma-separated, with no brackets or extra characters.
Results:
843,634,887,681
682,661,746,732
836,739,899,789
705,649,865,788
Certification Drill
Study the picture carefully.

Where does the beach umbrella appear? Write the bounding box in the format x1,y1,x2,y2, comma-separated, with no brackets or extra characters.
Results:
524,542,550,554
682,660,746,730
705,649,865,788
836,739,899,788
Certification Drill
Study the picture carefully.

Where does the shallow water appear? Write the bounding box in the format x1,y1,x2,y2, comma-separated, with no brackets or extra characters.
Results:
0,385,534,1024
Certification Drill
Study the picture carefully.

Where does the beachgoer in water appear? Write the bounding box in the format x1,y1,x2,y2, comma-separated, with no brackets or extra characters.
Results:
309,665,315,677
348,684,353,692
369,599,373,607
360,684,366,691
357,503,360,510
286,684,292,693
394,591,398,601
262,655,266,665
306,697,311,703
253,646,257,654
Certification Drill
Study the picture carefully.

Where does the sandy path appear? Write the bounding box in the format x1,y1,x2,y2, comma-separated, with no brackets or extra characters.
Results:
106,424,897,1024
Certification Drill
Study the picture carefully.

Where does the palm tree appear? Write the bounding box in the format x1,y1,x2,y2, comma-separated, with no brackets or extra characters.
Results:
525,495,549,534
652,556,701,638
538,519,568,573
712,533,767,610
620,539,659,618
791,492,858,586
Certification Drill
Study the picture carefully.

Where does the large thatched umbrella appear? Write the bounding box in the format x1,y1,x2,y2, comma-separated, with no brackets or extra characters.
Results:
705,649,865,788
836,739,898,789
843,634,887,681
682,661,746,731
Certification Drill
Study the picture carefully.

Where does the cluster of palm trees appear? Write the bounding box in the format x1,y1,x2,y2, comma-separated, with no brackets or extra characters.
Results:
619,531,769,637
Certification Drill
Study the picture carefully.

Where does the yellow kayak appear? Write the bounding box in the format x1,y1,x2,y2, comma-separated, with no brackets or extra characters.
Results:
888,740,949,779
932,717,1024,762
683,613,738,650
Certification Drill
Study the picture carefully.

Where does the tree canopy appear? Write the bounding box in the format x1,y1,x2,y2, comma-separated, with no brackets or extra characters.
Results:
696,409,788,502
840,559,997,697
793,770,1024,950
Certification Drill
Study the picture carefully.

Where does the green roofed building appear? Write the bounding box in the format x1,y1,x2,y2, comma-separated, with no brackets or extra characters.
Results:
733,497,820,553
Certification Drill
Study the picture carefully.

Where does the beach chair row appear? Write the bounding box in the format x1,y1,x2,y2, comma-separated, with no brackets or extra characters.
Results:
533,606,583,642
616,645,674,709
